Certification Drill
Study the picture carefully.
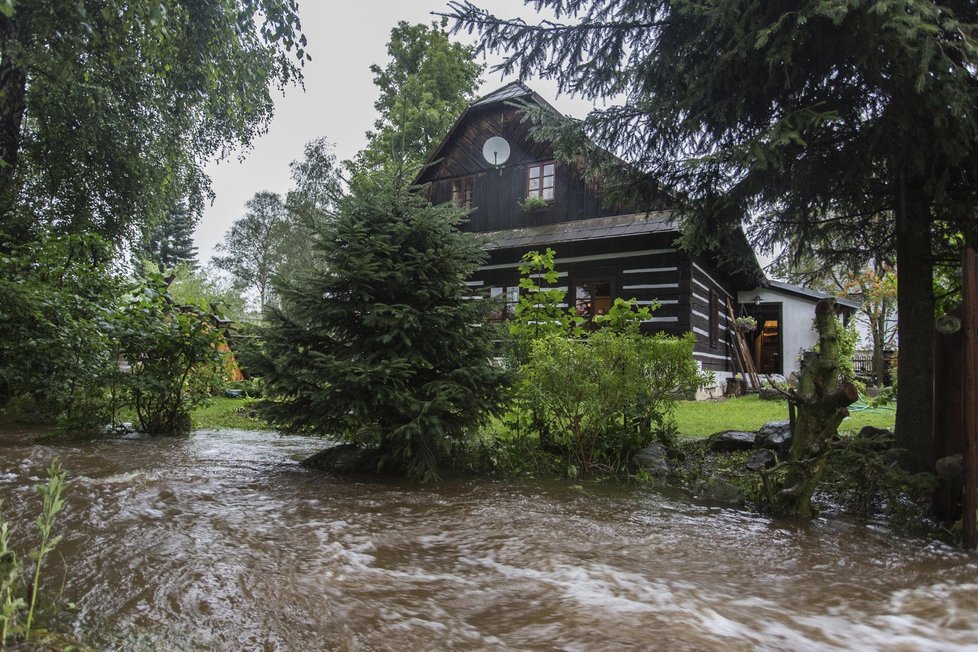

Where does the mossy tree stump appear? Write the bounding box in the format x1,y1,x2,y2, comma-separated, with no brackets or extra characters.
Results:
764,299,859,516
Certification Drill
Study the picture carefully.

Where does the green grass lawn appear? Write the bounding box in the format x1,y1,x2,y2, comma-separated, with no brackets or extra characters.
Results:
191,397,269,430
672,394,896,438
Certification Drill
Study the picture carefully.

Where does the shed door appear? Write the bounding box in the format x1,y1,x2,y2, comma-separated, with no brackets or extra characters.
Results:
746,304,783,375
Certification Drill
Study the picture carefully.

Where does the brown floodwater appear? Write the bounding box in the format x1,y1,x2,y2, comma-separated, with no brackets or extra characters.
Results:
1,427,977,651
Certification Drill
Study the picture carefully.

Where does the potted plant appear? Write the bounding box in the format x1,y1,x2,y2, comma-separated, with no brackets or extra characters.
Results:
518,195,549,212
733,315,758,333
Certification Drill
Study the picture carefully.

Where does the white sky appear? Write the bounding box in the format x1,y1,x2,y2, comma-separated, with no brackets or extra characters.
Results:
196,1,597,262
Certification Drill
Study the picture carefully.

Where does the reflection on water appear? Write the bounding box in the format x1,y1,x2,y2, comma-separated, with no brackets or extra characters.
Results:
1,428,976,651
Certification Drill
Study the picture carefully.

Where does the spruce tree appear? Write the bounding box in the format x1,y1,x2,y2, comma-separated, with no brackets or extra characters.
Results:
254,173,507,481
140,201,198,269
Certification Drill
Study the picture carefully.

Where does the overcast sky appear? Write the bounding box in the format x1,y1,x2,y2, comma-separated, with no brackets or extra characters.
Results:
196,1,597,262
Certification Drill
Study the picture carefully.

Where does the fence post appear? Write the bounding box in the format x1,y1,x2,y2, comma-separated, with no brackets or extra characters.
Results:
962,247,978,550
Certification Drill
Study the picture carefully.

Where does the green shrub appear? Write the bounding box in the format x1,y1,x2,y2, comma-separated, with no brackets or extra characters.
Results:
506,248,584,367
0,232,124,428
114,273,227,435
522,330,708,476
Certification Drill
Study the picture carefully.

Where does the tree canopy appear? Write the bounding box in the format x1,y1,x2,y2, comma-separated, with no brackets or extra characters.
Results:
212,190,288,312
445,0,978,471
346,19,483,185
0,0,307,245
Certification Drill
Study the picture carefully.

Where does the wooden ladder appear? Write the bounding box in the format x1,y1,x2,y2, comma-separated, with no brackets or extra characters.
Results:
726,298,760,389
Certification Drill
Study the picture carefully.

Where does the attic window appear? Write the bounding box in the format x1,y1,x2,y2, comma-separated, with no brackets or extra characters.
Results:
527,161,555,201
452,176,474,209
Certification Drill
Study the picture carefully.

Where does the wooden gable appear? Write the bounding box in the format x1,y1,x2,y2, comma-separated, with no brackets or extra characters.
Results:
417,83,627,233
420,104,552,182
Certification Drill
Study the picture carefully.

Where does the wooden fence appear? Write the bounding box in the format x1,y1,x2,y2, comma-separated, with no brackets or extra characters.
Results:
851,350,896,386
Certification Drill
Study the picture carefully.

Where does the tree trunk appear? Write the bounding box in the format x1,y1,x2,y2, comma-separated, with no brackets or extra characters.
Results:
763,299,858,516
0,9,30,233
894,180,936,473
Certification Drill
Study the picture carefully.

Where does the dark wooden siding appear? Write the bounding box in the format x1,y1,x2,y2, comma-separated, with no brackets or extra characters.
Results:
419,105,629,232
688,255,738,372
470,233,691,338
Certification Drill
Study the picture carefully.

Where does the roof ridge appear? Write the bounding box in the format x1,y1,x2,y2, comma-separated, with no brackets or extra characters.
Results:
471,80,534,107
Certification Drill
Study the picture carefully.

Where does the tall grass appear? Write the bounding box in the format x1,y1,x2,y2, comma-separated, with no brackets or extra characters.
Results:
0,459,67,645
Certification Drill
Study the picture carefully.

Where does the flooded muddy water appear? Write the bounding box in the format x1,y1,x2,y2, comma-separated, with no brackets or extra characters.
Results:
1,427,976,651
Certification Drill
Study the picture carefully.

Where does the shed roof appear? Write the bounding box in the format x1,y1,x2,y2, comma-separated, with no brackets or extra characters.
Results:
763,279,862,310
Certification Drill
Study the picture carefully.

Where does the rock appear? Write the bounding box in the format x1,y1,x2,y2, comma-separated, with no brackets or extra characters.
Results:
303,444,380,474
764,374,789,387
224,388,245,399
708,430,756,452
936,454,964,482
631,443,670,477
857,425,893,440
856,426,894,450
745,449,776,472
758,387,783,401
696,478,745,505
756,420,792,456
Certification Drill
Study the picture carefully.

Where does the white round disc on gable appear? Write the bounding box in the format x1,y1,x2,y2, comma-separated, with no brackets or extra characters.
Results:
482,136,511,166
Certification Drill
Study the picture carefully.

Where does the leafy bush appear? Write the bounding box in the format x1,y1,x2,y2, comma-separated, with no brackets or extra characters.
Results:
0,233,234,434
114,273,227,435
506,248,584,366
592,297,655,332
522,330,707,476
0,232,124,428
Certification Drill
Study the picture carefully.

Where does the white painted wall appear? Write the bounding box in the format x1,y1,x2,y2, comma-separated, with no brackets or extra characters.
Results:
737,288,821,377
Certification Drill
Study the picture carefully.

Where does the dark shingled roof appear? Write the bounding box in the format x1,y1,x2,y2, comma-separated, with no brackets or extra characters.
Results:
476,212,676,251
471,80,534,107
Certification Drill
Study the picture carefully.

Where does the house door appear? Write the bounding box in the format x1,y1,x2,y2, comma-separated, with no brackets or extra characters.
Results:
574,278,613,318
745,303,783,375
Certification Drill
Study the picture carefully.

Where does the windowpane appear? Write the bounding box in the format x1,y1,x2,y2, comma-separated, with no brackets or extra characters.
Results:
575,278,613,318
575,284,592,316
527,160,555,202
452,176,474,209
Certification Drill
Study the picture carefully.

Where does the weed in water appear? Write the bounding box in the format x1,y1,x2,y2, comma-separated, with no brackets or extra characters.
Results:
0,459,68,645
0,501,25,644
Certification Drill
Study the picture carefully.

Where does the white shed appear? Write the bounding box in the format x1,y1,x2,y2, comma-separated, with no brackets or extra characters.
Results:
736,280,859,378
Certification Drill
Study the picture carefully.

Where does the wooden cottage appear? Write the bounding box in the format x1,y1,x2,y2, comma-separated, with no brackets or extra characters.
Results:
417,82,855,393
